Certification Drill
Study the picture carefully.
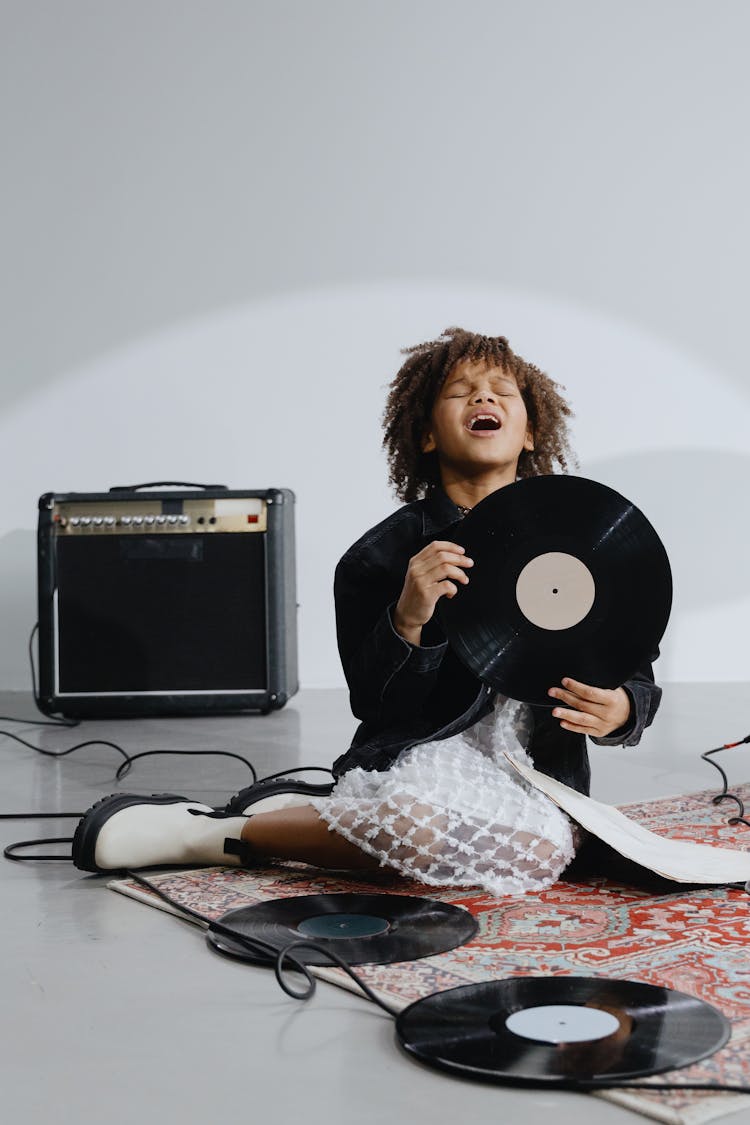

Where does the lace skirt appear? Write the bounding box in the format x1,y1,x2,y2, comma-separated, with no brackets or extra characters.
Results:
310,697,579,897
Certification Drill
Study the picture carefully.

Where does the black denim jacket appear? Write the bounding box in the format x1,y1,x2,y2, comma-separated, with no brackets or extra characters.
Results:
332,489,662,794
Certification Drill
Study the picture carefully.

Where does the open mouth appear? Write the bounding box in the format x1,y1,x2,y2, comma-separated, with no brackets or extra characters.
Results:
467,414,502,432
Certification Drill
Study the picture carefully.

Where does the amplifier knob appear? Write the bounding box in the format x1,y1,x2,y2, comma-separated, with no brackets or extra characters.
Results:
104,516,116,526
80,517,92,526
120,516,132,526
156,515,167,525
70,517,81,527
178,515,190,525
144,515,156,525
93,517,104,526
167,515,179,525
132,516,144,526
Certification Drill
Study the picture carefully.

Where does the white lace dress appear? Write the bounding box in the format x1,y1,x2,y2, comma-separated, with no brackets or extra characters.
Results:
310,695,579,897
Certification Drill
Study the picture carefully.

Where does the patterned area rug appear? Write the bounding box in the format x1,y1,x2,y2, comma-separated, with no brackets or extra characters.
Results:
109,785,750,1125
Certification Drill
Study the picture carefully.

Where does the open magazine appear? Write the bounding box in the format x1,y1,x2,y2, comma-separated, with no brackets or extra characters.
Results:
505,754,750,886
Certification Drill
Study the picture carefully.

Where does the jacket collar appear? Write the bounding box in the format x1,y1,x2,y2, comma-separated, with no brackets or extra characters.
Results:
420,489,465,536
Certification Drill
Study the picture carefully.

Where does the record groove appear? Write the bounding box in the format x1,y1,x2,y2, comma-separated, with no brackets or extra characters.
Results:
439,476,672,705
396,976,730,1087
207,893,478,966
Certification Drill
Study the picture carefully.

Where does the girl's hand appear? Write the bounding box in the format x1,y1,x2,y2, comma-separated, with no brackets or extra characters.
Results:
547,677,631,737
393,540,474,645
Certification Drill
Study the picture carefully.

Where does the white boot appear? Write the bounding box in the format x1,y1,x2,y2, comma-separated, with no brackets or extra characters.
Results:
72,793,251,873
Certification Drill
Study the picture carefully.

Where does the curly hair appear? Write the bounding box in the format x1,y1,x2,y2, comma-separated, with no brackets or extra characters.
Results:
382,327,576,503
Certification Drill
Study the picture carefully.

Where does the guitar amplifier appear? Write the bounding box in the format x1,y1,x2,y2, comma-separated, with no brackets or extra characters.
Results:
36,483,298,718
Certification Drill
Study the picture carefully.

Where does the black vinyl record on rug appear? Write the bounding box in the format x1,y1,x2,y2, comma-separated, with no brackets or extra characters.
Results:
438,476,672,706
396,976,730,1087
207,893,478,966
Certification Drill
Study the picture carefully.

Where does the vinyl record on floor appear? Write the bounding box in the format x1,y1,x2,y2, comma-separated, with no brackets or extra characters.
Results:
438,476,672,705
207,893,478,966
396,976,730,1087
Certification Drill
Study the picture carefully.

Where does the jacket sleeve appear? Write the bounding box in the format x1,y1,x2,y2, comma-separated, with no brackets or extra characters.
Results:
589,651,662,748
334,553,449,726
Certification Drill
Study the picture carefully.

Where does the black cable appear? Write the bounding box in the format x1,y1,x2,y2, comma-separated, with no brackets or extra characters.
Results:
4,837,74,861
0,715,79,727
113,756,335,785
1,718,331,789
4,624,334,832
0,727,131,763
701,735,750,828
273,939,401,1014
28,621,41,708
1,809,82,860
114,750,258,783
25,623,79,726
10,624,335,794
578,1080,750,1093
125,870,401,1016
0,812,82,819
0,625,133,768
0,722,270,789
0,623,79,729
125,870,314,984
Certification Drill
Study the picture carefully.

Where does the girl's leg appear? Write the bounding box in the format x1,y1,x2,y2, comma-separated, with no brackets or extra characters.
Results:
307,739,583,894
71,793,383,873
244,801,565,876
242,805,380,870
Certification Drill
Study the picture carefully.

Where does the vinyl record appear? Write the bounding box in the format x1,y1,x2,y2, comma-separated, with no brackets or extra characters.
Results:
207,893,478,966
438,476,672,705
396,976,730,1087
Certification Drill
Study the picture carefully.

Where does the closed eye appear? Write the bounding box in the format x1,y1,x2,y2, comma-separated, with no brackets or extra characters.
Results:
443,380,517,399
448,390,514,399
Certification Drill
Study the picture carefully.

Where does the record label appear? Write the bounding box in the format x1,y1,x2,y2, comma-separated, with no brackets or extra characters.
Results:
515,552,596,631
297,913,390,939
504,1004,620,1044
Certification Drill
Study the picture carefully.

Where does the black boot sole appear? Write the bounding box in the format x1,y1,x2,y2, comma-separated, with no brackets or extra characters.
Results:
224,778,334,816
72,792,190,874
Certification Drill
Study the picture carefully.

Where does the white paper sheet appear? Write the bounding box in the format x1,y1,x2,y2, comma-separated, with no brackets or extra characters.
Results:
504,754,750,885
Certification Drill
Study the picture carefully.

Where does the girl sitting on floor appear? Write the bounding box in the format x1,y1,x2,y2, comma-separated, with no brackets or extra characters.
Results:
73,327,661,895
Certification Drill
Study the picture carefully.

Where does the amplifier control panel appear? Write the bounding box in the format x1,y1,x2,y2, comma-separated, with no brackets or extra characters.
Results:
51,497,267,534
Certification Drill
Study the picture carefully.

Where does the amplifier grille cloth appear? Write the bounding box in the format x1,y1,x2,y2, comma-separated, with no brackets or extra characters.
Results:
56,534,267,693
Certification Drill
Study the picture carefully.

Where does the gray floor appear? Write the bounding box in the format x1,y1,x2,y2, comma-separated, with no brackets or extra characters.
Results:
2,685,750,1125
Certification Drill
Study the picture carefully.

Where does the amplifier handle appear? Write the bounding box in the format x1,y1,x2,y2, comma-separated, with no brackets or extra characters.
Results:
108,481,228,492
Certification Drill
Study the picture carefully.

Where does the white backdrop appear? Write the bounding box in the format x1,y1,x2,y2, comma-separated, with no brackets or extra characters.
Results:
3,1,750,690
1,280,748,688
